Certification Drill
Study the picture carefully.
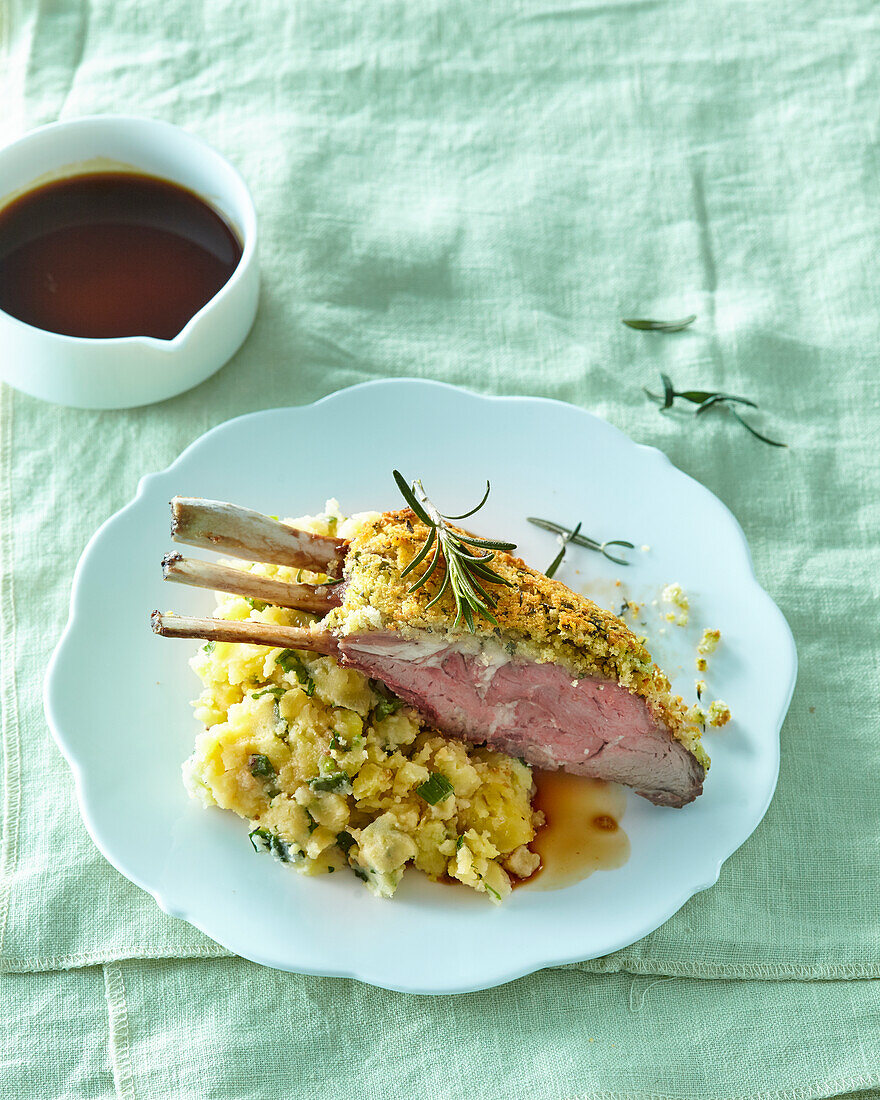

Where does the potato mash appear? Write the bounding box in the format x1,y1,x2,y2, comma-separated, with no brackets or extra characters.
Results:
183,501,542,902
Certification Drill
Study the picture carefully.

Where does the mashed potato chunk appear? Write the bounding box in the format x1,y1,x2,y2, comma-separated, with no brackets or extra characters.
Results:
182,502,542,903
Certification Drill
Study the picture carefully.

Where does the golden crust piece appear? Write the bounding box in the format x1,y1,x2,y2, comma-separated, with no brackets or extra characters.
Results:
327,510,708,769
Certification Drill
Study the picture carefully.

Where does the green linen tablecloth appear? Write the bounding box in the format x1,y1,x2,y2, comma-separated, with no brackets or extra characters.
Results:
3,1,880,1097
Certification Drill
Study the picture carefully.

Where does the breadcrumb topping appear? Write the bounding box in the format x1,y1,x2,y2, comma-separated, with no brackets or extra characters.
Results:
326,510,709,770
661,582,690,627
707,700,731,728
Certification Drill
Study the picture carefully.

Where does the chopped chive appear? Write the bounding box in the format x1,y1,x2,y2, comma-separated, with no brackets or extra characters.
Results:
455,835,464,851
336,830,355,854
251,686,286,700
201,641,215,654
276,650,316,696
245,597,268,611
248,753,277,779
374,696,404,721
483,881,502,901
329,731,363,752
416,772,454,805
370,680,405,721
248,827,293,862
308,773,351,793
371,682,404,726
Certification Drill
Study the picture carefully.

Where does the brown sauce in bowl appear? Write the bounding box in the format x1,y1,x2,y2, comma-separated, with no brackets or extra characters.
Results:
0,171,242,340
524,771,630,890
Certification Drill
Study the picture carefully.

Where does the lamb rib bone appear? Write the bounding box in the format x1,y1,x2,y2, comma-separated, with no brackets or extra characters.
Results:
151,611,338,655
170,497,347,574
162,553,341,614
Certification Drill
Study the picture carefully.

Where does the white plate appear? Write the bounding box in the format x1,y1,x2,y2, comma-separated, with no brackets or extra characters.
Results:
45,379,796,994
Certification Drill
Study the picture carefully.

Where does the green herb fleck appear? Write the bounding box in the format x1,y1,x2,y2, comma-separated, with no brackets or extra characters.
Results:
276,650,316,696
330,731,363,752
245,597,268,611
483,881,502,901
248,827,293,862
416,772,454,805
374,697,403,721
251,686,286,700
455,835,465,851
371,681,405,722
248,753,277,779
309,773,351,793
202,641,215,654
336,830,355,854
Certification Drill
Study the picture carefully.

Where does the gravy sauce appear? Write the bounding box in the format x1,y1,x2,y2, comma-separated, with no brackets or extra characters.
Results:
0,171,242,340
527,771,630,890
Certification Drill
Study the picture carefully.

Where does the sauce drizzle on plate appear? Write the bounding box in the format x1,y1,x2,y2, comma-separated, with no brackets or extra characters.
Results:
525,771,630,890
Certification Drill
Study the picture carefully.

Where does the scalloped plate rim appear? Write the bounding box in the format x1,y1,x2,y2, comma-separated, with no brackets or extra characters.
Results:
43,378,797,994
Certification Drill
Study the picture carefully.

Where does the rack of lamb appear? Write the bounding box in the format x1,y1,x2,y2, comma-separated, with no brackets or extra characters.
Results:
152,495,708,807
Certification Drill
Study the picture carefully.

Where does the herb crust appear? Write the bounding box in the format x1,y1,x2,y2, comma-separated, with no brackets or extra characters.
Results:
327,510,709,768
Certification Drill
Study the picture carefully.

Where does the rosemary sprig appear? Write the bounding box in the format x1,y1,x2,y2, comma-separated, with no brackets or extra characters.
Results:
544,521,582,578
527,517,634,567
727,408,787,447
622,315,696,333
393,471,516,633
645,372,787,447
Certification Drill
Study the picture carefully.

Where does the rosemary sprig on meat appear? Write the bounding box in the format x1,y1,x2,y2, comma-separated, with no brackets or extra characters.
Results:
644,372,787,448
393,471,516,633
528,517,634,569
